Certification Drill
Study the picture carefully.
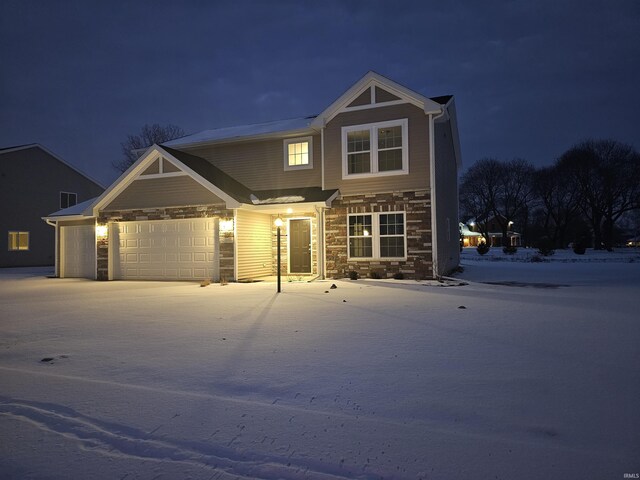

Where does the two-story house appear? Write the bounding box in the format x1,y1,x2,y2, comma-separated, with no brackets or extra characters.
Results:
1,144,104,268
45,72,461,281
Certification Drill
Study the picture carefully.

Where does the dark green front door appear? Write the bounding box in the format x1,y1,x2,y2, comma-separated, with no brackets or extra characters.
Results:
289,219,311,273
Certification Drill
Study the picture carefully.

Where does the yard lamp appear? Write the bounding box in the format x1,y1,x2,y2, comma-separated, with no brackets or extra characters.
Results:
275,216,284,293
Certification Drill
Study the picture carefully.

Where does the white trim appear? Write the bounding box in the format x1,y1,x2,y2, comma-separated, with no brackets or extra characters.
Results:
341,118,409,179
7,230,30,251
283,136,314,171
346,211,407,261
286,217,313,274
59,191,78,209
311,71,442,128
343,99,408,113
91,145,242,214
135,171,188,180
320,127,325,190
233,209,238,282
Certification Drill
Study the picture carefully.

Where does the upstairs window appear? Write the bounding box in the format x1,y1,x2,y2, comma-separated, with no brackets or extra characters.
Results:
342,119,408,178
60,192,77,209
284,137,313,171
8,231,29,251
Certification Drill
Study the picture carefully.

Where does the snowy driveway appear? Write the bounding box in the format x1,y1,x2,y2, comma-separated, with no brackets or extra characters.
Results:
1,262,639,479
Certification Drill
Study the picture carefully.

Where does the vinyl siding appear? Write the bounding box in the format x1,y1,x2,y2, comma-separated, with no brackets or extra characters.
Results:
434,118,460,276
103,176,224,211
236,209,272,280
323,103,430,196
184,134,322,191
374,86,400,103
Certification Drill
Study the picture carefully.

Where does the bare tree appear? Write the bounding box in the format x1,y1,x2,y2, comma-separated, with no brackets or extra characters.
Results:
460,158,535,247
113,124,185,173
559,139,640,250
534,162,582,247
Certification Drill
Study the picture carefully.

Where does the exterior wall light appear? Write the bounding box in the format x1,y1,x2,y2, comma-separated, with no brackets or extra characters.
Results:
96,225,108,237
220,218,234,233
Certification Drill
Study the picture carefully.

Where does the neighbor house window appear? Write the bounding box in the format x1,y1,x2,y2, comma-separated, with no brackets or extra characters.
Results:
8,231,29,251
342,119,408,178
284,137,313,170
60,192,77,209
348,212,406,259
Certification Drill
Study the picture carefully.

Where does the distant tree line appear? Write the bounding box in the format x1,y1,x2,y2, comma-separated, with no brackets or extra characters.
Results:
460,139,640,250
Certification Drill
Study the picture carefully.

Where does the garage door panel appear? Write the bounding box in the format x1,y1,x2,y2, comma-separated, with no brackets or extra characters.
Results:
114,219,217,281
61,225,96,279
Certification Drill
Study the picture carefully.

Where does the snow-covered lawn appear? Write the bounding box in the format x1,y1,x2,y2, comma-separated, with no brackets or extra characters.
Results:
1,252,639,479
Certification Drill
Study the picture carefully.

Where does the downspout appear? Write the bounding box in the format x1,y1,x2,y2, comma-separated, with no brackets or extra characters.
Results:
428,107,447,278
45,219,59,277
315,205,325,279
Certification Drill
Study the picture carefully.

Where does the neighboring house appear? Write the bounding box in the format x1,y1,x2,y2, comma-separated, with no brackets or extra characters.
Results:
0,144,104,267
461,216,521,247
45,71,462,281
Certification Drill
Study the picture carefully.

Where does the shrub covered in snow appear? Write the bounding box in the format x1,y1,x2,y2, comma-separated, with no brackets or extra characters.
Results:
348,270,359,280
503,245,518,255
536,237,555,256
477,242,490,255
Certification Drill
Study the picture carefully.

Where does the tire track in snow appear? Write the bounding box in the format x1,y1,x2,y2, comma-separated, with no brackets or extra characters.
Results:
0,398,367,480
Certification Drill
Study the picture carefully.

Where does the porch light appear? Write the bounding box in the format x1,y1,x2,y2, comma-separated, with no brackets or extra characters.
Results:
286,208,293,214
220,218,234,232
96,225,108,237
275,217,284,293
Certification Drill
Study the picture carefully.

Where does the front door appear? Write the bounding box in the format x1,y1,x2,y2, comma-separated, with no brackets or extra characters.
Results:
289,219,311,273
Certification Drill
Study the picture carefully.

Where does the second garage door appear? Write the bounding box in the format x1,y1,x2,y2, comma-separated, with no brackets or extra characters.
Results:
113,219,218,281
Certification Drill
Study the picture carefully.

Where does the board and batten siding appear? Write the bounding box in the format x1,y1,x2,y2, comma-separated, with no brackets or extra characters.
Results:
102,176,225,211
323,103,430,196
185,134,322,191
235,209,272,280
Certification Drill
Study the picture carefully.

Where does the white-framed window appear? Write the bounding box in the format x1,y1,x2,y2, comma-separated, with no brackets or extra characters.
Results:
8,231,29,251
348,212,406,260
284,136,313,171
60,191,77,209
342,119,408,179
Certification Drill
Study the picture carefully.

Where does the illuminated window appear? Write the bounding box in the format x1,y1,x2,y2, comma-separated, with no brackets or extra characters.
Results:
8,231,29,251
60,192,77,209
284,137,313,170
348,213,406,259
342,119,408,178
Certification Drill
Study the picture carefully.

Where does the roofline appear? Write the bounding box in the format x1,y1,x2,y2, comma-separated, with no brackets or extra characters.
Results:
0,143,106,189
311,71,443,128
166,126,319,150
42,214,96,222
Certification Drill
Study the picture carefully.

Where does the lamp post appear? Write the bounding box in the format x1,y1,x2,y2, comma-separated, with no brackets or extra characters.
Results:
275,217,283,293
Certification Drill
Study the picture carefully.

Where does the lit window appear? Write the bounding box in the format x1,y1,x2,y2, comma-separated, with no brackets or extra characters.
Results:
342,119,408,178
60,192,77,209
348,213,406,259
8,231,29,251
284,137,313,170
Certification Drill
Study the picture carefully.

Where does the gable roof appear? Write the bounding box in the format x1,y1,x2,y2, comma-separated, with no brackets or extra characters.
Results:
0,143,105,189
311,71,444,128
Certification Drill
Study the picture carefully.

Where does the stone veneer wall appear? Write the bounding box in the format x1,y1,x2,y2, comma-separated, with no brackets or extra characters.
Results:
325,191,433,279
96,205,234,281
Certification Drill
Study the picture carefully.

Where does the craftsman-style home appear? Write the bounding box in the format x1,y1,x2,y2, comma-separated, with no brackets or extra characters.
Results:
45,72,462,281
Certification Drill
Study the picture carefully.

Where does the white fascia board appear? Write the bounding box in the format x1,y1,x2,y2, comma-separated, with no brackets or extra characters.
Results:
42,214,96,222
159,148,242,208
93,144,243,212
311,71,442,128
89,144,162,215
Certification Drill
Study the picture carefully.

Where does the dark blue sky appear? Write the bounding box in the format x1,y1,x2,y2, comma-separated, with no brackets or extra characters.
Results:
1,0,639,186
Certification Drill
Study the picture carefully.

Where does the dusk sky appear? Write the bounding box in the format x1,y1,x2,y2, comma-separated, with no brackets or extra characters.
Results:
1,0,639,186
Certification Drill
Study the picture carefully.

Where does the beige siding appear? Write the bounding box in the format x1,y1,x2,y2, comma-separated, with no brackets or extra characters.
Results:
103,176,225,211
185,134,322,190
236,209,272,280
347,88,372,107
141,160,159,175
375,86,400,103
434,119,460,276
323,103,430,196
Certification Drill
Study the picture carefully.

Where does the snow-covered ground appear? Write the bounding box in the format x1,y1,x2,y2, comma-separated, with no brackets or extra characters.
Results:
1,251,639,479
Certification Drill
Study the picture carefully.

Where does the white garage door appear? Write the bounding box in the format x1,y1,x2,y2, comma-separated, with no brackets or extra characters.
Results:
113,219,217,281
61,225,96,279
